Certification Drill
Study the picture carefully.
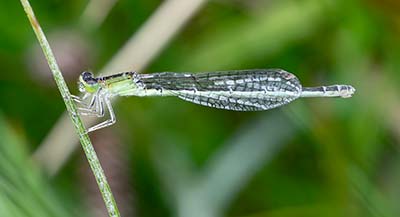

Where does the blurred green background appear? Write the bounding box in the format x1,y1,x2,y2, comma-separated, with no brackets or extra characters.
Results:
1,0,400,216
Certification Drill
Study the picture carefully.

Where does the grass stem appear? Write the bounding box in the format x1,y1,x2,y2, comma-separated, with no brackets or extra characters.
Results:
19,0,120,216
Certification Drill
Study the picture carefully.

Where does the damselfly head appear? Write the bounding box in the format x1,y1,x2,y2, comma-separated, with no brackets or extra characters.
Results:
78,71,99,93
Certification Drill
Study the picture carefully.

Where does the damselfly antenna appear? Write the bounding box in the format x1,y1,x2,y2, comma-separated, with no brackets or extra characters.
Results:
72,69,355,132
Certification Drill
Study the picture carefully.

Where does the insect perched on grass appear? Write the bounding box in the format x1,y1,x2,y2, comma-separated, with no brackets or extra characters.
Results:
73,69,355,132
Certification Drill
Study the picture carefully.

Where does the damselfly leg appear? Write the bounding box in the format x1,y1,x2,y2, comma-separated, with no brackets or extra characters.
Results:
73,91,104,117
86,96,116,132
73,92,117,132
72,92,93,104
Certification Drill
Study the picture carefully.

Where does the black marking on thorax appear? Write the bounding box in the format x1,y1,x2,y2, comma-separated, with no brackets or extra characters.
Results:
99,71,134,81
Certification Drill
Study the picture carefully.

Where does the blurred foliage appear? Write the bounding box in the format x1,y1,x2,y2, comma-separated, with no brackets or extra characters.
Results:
1,0,400,216
0,113,80,216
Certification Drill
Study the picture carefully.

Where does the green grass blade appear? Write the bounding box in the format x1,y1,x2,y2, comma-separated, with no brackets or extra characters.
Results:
19,0,120,216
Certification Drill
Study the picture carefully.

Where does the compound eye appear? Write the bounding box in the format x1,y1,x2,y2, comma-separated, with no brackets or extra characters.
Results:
81,71,97,85
82,71,93,80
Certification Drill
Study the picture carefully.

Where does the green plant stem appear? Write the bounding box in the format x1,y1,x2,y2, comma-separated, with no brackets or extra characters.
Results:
19,0,120,216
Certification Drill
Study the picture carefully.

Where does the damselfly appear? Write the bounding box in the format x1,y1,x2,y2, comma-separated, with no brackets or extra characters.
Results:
73,69,355,132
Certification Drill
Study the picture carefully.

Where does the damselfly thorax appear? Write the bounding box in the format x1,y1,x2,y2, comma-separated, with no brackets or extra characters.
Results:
73,69,355,132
